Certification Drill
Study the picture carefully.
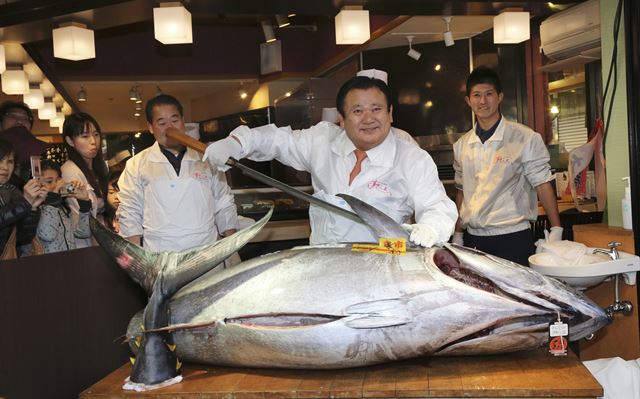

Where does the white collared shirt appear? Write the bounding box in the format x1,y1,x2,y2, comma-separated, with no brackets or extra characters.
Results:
118,142,237,252
230,122,457,244
453,117,553,236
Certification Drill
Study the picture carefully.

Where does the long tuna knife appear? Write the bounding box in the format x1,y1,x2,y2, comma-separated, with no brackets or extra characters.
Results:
166,128,364,224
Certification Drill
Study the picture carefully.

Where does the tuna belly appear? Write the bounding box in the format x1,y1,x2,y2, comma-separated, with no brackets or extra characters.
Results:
172,317,434,369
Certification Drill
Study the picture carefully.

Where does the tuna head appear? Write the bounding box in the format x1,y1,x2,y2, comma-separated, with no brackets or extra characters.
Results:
430,244,610,354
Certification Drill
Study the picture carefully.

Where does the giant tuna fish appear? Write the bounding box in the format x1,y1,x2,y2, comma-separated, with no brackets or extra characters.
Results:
91,194,610,391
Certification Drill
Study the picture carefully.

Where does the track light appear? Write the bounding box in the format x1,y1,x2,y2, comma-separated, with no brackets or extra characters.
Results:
275,15,290,28
129,86,142,103
77,86,87,102
406,36,421,61
443,17,455,47
262,20,276,43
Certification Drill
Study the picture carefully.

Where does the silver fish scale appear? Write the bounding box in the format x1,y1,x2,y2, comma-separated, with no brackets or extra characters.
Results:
128,246,566,369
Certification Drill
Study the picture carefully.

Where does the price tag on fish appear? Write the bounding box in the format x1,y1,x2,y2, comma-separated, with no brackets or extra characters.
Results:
548,312,569,356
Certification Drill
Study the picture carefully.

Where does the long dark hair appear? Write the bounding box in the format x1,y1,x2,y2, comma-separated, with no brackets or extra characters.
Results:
62,113,108,199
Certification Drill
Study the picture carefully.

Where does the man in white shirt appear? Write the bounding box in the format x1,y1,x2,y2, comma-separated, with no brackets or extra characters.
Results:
117,94,238,252
204,76,457,247
452,66,561,265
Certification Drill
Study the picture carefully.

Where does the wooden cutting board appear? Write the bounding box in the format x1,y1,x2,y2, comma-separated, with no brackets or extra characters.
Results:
80,348,602,398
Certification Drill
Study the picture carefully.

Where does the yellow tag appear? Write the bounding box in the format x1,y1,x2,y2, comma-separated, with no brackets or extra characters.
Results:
352,238,406,255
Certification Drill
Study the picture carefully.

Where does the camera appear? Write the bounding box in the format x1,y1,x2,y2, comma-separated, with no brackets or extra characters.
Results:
60,184,76,196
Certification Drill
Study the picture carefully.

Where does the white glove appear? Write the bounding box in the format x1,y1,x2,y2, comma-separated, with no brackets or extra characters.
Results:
402,224,439,247
202,136,242,171
549,226,563,242
451,231,464,246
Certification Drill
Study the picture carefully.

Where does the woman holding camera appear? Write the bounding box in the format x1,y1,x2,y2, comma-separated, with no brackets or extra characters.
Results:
61,113,108,248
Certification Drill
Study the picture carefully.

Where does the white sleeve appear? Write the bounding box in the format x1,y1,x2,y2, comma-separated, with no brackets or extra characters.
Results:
523,133,553,188
452,139,464,191
210,170,238,233
116,159,144,238
411,153,458,243
231,123,327,172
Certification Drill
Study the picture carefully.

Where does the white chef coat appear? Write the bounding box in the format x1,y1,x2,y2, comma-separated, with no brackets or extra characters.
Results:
229,122,457,245
453,116,553,236
117,142,237,253
61,160,105,249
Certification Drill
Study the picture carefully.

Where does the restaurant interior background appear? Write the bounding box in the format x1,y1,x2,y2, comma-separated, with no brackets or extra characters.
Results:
1,1,640,397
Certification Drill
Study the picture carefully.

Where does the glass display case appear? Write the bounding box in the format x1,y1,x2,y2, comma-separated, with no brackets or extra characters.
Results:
232,186,312,221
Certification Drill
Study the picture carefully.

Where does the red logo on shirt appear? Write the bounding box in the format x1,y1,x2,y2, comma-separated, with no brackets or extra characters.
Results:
192,171,210,181
368,180,391,194
494,155,511,164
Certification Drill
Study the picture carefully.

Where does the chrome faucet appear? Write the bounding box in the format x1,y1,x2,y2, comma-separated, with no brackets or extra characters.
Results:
592,241,621,260
592,241,634,318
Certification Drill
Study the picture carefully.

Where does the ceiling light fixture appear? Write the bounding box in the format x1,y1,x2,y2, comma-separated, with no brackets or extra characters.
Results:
153,2,193,44
129,86,141,102
493,10,530,44
52,22,96,61
262,20,277,43
0,45,6,74
275,15,290,28
443,17,455,47
406,36,421,61
335,6,370,45
38,101,57,120
1,69,29,95
77,86,87,102
50,111,65,128
23,86,45,109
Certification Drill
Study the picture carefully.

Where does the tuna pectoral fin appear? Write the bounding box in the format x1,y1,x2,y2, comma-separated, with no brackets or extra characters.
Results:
344,298,411,329
345,315,411,329
336,194,412,245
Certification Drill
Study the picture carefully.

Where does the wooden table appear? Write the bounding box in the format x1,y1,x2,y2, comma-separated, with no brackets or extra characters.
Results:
80,349,602,398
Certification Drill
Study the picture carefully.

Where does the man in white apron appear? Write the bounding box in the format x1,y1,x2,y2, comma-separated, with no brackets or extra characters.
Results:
204,76,457,247
117,94,238,253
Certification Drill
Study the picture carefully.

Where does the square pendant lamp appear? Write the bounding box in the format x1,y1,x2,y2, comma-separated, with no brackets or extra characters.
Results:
23,88,45,109
493,11,530,44
53,23,96,60
1,69,29,95
49,112,65,128
335,6,370,45
38,102,57,120
0,45,5,73
153,2,193,44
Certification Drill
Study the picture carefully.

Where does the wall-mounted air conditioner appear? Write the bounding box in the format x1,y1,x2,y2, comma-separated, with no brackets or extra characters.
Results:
540,0,600,61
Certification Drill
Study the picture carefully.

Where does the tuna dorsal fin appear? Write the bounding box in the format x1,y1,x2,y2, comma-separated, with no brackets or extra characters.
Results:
90,217,162,294
336,194,412,244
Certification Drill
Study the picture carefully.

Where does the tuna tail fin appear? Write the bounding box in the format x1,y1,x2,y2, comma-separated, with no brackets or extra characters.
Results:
336,194,413,245
161,207,273,298
90,217,162,294
123,208,273,390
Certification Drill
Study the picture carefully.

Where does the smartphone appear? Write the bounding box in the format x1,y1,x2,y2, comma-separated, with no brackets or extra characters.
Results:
30,156,42,179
